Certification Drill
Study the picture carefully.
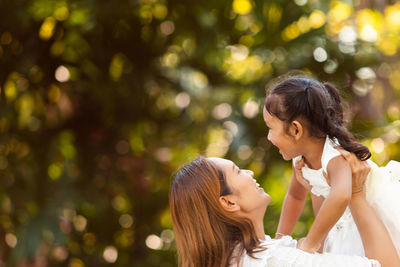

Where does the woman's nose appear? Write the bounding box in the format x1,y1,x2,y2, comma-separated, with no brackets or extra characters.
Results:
246,170,254,176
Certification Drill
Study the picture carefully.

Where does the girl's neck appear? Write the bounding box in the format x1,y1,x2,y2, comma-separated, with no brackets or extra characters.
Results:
301,136,326,170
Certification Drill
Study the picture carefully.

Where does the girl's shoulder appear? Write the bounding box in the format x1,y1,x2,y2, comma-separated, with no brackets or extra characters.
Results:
321,136,342,173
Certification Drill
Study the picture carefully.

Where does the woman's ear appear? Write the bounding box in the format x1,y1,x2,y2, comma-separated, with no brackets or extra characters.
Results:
219,195,240,212
289,120,303,141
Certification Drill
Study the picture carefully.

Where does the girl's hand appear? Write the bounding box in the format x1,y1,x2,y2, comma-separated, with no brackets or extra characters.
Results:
335,147,371,195
294,158,312,191
296,237,320,253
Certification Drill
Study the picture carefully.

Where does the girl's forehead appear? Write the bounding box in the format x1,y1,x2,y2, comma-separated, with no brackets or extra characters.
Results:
263,108,279,124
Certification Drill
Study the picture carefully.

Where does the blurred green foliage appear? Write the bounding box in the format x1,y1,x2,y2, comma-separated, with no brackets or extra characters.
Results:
0,0,399,266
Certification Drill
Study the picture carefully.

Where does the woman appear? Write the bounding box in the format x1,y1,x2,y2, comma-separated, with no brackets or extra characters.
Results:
169,149,400,267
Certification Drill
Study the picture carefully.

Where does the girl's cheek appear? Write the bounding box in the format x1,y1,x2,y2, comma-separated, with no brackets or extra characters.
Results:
268,132,276,143
267,131,273,141
269,137,277,147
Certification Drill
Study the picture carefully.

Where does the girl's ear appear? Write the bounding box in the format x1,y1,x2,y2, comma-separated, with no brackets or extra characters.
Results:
289,120,303,141
219,195,240,212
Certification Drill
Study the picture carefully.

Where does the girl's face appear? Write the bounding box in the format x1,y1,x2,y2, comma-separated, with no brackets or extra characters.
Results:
208,158,270,213
263,107,300,160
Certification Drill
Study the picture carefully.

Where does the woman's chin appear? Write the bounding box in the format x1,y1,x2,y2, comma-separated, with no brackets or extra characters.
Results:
263,193,271,206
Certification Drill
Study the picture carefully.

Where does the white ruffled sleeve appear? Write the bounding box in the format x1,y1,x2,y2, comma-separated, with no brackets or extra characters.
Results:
266,246,380,267
237,236,380,267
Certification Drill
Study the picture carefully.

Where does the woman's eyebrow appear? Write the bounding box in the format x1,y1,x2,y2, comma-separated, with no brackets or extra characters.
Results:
232,164,240,174
231,163,239,172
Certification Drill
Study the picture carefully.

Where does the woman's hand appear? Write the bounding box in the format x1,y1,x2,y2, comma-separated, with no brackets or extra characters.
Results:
294,158,312,191
339,147,400,267
335,147,371,195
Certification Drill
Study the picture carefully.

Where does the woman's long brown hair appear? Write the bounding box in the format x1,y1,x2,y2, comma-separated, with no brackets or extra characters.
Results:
169,157,265,267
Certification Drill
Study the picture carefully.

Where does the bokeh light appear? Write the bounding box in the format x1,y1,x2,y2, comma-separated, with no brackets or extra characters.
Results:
103,246,118,263
232,0,253,15
5,233,17,248
212,103,232,120
160,21,175,35
175,92,191,109
55,66,70,82
242,100,259,118
313,47,328,62
53,246,69,261
119,214,134,228
145,235,163,250
73,215,87,232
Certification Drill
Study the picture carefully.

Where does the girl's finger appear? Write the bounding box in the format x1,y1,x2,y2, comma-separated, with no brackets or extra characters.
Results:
295,159,305,170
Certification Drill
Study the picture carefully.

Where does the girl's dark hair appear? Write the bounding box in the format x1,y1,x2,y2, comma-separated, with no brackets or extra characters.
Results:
264,76,371,161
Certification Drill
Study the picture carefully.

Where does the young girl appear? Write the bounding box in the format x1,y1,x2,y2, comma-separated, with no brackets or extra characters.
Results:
263,75,400,256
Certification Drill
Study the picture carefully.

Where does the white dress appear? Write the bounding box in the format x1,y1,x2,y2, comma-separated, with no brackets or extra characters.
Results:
233,235,380,266
293,136,400,256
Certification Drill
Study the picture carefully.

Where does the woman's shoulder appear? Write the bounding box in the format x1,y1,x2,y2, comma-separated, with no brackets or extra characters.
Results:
237,235,380,267
236,235,297,266
266,246,380,267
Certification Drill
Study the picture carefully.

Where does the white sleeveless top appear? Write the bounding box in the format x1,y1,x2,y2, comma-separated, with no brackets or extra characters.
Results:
292,136,341,198
289,136,400,257
233,235,380,266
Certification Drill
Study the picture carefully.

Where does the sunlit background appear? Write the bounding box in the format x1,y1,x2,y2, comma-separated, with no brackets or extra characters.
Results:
1,0,400,266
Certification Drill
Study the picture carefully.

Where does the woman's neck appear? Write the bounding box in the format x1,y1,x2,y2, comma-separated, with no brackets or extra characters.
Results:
254,219,266,240
302,136,326,170
247,211,267,240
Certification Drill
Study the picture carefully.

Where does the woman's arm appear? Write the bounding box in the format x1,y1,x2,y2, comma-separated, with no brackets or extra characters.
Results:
275,168,308,238
299,156,352,252
339,148,400,267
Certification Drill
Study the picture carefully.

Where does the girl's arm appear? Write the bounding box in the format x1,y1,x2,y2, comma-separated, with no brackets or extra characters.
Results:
298,156,352,252
339,148,400,267
275,167,308,238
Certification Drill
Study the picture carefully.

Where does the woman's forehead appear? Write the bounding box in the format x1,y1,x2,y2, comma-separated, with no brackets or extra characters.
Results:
207,157,235,169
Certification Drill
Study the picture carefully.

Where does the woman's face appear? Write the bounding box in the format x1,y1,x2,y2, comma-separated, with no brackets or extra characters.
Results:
208,157,270,214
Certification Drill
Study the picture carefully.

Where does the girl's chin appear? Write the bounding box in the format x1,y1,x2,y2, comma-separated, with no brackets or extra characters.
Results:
280,153,290,160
